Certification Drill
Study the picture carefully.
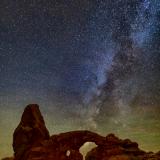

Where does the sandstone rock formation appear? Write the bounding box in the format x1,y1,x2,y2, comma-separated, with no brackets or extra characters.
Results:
11,104,160,160
86,134,146,160
13,104,50,160
14,130,105,160
86,134,160,160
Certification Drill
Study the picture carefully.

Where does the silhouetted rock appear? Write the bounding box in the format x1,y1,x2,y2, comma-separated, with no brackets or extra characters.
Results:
18,130,105,160
85,134,158,160
13,104,49,160
12,104,160,160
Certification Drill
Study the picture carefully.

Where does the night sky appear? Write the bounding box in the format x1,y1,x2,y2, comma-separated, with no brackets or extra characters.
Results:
0,0,160,158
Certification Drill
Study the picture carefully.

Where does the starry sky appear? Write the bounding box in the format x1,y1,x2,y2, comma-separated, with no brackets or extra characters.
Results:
0,0,160,158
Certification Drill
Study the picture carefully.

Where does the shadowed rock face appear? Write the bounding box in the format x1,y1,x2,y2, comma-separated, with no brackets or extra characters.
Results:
23,130,105,160
13,104,50,160
11,104,160,160
85,134,145,160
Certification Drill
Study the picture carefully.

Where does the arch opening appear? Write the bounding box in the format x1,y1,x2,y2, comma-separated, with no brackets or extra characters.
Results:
80,142,97,160
66,150,71,157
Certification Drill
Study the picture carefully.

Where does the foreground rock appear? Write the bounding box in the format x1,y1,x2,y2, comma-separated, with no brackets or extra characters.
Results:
86,134,154,160
13,104,50,160
12,104,160,160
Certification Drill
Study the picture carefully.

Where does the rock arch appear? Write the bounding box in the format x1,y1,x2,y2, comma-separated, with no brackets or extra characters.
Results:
13,104,105,160
50,130,105,150
13,104,150,160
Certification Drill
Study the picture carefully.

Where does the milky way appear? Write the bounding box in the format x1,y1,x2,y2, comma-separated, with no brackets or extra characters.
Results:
0,0,160,158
